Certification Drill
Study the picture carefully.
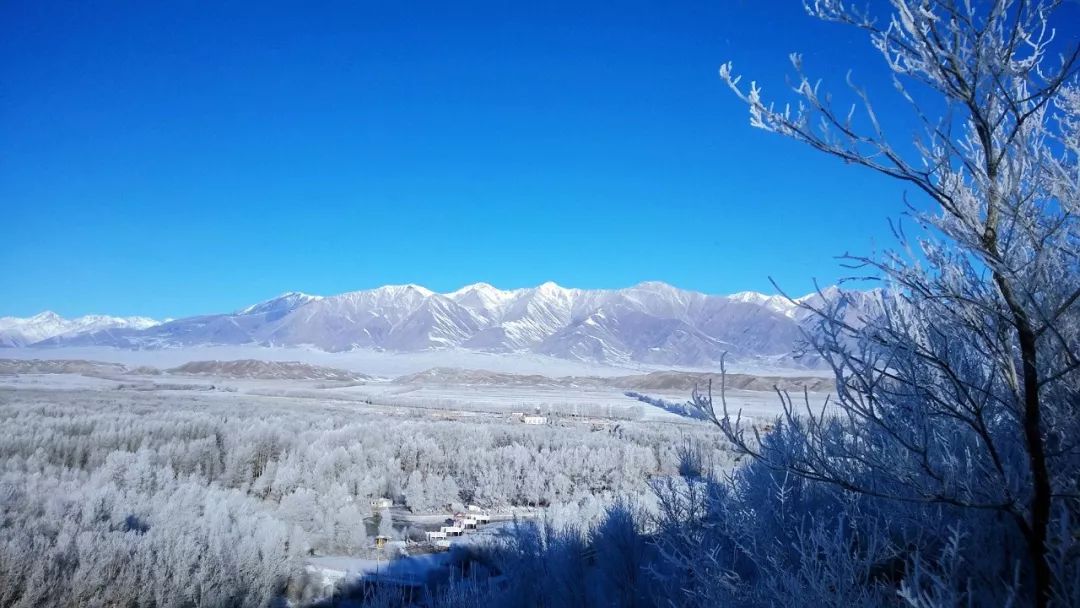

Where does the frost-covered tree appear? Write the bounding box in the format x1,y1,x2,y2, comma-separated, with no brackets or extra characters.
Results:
703,1,1080,606
377,508,395,540
588,500,653,608
404,469,428,512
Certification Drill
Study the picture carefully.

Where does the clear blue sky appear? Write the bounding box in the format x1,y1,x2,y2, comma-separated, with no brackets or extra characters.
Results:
3,1,954,318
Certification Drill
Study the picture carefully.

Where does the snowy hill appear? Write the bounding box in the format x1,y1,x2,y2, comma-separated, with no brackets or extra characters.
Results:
15,282,882,367
167,359,368,381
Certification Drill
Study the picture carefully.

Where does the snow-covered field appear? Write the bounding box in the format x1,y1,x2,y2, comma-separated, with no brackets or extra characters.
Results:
0,345,832,378
0,358,820,424
0,344,831,431
0,372,123,390
0,345,638,376
334,383,804,422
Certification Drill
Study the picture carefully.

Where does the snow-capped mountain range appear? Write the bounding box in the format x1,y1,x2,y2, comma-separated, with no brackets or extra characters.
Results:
6,282,881,367
0,312,161,348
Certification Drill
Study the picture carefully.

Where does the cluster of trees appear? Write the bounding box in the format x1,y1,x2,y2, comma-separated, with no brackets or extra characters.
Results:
0,388,731,606
0,450,302,608
403,470,461,513
625,391,708,420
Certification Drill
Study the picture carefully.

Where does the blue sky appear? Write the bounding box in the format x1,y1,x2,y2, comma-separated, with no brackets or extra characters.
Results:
3,1,948,318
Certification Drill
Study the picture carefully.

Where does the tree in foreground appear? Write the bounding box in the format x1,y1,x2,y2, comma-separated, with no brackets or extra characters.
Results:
685,1,1079,606
430,3,1079,607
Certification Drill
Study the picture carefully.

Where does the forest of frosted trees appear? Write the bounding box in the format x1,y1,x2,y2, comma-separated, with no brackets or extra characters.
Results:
0,388,732,607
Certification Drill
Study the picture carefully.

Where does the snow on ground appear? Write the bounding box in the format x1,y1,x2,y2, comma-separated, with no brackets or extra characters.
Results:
332,383,809,423
307,551,455,595
0,364,823,425
0,346,633,377
309,552,452,580
0,345,831,378
306,519,524,596
0,344,830,424
0,373,121,390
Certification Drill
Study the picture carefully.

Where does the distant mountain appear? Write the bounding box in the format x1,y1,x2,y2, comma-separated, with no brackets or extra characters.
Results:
792,286,884,326
0,312,160,348
16,282,883,368
236,292,322,318
36,291,323,349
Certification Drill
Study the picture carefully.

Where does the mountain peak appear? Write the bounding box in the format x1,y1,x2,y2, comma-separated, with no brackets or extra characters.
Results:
631,280,683,294
30,311,62,321
536,280,567,293
447,282,500,296
0,311,162,347
633,280,672,288
728,291,770,304
237,292,322,316
375,284,435,297
795,285,842,304
445,283,517,323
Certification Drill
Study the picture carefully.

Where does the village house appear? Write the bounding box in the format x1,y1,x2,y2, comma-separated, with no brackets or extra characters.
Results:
440,525,463,537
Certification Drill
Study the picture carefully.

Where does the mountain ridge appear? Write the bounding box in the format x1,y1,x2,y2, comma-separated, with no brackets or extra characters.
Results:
0,312,161,348
10,282,882,368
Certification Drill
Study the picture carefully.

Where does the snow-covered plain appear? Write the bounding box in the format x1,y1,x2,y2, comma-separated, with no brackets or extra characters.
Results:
0,344,832,378
0,367,815,425
0,348,827,424
0,372,123,390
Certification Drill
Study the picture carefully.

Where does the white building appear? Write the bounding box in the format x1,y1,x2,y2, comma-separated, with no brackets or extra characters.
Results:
523,415,547,425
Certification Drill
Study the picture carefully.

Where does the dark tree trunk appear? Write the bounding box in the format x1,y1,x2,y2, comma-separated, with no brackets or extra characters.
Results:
993,270,1052,608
